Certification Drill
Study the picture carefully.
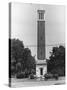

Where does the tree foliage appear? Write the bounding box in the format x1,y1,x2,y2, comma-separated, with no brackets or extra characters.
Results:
10,39,36,77
47,45,65,76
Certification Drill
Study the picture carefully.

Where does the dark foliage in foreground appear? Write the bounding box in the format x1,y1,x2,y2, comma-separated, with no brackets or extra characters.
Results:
10,39,36,78
47,45,65,76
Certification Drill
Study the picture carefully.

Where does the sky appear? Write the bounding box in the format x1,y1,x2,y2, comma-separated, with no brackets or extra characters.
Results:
11,3,65,59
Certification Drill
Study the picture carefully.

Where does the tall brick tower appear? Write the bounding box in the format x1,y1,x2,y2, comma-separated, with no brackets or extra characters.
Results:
36,10,47,78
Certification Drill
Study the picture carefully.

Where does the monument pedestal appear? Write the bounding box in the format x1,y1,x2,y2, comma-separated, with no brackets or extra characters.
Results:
36,60,47,78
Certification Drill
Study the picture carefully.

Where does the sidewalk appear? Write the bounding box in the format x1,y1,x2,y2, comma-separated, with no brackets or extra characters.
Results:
11,77,65,87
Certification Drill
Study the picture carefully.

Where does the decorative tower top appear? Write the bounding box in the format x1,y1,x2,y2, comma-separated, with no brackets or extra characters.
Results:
37,10,45,20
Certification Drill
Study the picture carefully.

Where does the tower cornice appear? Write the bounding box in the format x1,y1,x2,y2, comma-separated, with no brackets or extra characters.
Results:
37,10,45,14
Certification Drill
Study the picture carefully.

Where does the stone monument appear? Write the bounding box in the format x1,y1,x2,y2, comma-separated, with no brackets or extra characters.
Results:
36,10,47,78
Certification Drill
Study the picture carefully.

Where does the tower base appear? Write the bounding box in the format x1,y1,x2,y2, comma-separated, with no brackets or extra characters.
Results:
36,60,47,78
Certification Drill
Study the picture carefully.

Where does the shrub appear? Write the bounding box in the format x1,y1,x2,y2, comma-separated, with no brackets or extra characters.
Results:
16,72,25,79
29,74,35,79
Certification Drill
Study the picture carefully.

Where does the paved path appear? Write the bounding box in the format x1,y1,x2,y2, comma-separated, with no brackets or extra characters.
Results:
11,77,65,88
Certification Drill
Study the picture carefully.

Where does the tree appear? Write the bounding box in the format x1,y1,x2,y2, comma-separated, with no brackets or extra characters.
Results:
10,38,24,76
10,38,36,77
22,48,36,74
47,45,65,76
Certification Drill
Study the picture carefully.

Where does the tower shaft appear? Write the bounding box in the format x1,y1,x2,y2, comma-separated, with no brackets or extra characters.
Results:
37,20,45,60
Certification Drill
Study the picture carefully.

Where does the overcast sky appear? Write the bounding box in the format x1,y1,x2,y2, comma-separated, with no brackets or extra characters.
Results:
11,3,65,59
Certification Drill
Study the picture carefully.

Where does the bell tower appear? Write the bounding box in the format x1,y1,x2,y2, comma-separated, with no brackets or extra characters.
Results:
36,10,47,78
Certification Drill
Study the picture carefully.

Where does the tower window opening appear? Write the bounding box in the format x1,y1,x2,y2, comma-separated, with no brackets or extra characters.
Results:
39,13,44,19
